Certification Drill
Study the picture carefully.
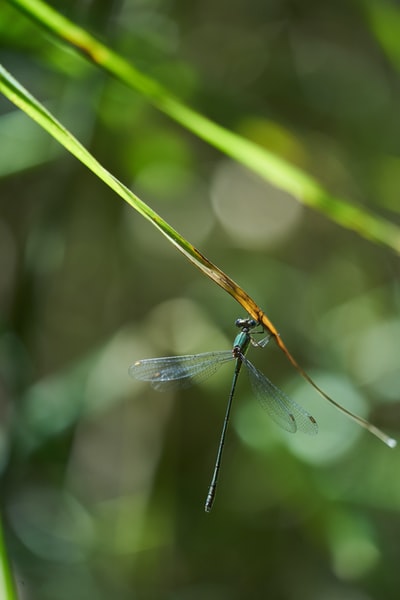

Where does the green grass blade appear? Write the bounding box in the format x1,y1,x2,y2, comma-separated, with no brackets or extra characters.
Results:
0,65,185,253
0,63,250,306
7,0,400,253
0,62,274,347
0,517,18,600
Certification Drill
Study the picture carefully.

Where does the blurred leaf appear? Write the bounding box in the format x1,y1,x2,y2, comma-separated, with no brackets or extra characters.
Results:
0,108,60,176
364,0,400,70
0,517,18,600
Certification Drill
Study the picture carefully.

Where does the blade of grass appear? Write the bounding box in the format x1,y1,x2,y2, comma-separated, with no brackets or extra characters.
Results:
0,64,396,448
0,63,252,304
7,0,400,253
0,516,18,600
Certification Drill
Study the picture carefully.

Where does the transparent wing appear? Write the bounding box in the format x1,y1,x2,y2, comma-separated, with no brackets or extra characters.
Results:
129,351,233,391
251,334,272,349
241,355,318,435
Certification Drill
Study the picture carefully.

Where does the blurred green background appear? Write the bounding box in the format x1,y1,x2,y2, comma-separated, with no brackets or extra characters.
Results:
1,1,400,599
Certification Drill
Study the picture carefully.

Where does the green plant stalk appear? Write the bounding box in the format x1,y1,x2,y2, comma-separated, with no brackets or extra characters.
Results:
6,0,400,253
0,516,18,600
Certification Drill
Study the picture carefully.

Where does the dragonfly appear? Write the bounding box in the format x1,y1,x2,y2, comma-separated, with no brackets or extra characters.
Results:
129,317,318,512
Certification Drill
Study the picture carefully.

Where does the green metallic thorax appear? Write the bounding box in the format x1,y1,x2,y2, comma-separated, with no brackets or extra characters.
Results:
232,331,251,356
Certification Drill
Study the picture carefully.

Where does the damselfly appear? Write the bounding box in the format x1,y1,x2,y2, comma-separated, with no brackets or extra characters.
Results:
129,318,318,512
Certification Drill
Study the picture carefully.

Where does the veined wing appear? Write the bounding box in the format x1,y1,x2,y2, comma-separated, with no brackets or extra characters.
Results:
241,355,318,435
129,351,233,391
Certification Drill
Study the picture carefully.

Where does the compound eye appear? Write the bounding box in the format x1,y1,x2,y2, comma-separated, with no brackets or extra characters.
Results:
235,318,246,328
235,317,257,330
